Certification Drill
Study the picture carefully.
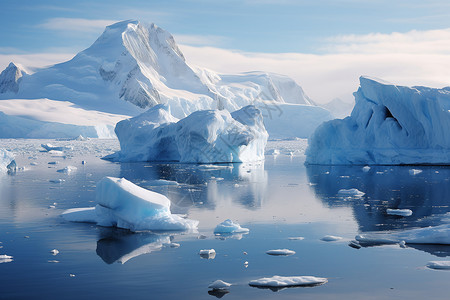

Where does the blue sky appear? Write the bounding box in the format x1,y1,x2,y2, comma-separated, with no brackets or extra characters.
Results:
2,0,450,102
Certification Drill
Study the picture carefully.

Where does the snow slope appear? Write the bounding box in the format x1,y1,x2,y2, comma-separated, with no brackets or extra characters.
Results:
0,20,330,139
306,76,450,165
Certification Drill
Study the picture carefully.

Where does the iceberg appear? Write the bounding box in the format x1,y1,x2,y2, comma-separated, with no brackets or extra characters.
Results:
321,235,343,242
427,261,450,270
208,280,232,290
249,275,327,288
337,188,365,197
0,149,16,172
62,177,198,231
109,105,268,163
306,76,450,165
214,219,249,234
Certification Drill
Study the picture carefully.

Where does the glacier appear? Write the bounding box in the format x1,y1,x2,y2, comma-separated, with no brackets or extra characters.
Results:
0,20,331,139
62,177,199,231
107,104,268,163
306,76,450,165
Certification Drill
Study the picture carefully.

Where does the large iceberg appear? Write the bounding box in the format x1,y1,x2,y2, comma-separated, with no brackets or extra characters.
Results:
62,177,198,231
306,76,450,165
108,104,268,163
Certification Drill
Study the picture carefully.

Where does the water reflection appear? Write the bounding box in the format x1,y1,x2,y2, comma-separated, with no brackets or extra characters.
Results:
118,162,268,212
96,228,172,264
307,165,450,231
307,165,450,256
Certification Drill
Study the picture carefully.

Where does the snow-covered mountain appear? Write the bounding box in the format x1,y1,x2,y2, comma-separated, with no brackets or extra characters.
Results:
321,98,354,119
0,20,331,139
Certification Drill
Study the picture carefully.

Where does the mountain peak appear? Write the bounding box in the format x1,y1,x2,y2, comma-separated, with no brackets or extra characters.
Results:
0,62,25,94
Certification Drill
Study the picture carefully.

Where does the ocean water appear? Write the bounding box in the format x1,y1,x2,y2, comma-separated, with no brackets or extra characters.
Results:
1,139,450,299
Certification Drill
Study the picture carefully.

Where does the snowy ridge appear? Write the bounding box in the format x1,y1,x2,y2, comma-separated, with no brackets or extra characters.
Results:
306,76,450,165
0,20,330,139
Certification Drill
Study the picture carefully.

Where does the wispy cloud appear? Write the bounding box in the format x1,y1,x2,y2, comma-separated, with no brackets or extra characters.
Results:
323,28,450,54
175,34,230,46
37,18,117,32
0,52,75,72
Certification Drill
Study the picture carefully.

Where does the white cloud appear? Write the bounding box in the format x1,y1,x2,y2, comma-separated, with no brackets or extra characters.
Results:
173,34,229,46
0,53,75,72
37,18,117,32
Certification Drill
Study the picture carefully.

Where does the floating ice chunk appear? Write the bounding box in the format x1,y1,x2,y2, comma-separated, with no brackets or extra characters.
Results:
321,235,343,242
362,166,370,172
288,237,304,240
427,261,450,270
146,179,179,186
62,177,198,232
170,243,180,248
208,280,232,290
48,161,59,165
386,209,413,217
49,179,65,183
249,275,327,288
266,249,296,256
409,169,422,176
214,219,249,234
50,249,59,255
41,144,72,152
57,166,77,174
337,188,365,197
348,240,361,249
0,149,16,172
356,224,450,245
199,249,216,259
81,160,87,165
0,254,13,263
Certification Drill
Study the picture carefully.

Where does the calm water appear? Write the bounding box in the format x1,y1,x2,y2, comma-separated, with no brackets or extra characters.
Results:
1,139,450,299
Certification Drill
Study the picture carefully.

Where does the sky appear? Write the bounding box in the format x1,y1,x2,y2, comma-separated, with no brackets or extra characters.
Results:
2,0,450,103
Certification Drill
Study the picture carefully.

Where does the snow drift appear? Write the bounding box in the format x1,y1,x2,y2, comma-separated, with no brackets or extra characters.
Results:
306,76,450,165
0,20,331,139
108,104,268,163
62,177,198,231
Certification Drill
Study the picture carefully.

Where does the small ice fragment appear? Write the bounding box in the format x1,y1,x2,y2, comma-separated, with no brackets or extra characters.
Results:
50,249,59,255
409,169,422,176
249,275,327,288
321,235,342,242
48,260,59,263
208,280,232,290
81,161,87,165
234,183,240,187
243,251,248,255
244,261,249,266
30,162,38,166
0,254,13,263
214,219,249,234
266,249,295,256
288,237,304,240
57,166,77,174
170,243,180,248
387,209,413,217
69,274,76,277
348,240,361,249
427,261,450,270
337,188,365,197
49,179,65,183
399,241,407,248
48,161,59,165
362,166,370,172
199,249,216,259
48,205,56,209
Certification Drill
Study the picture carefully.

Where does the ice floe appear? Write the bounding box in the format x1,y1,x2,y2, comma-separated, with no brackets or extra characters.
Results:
249,275,327,288
386,209,413,217
57,166,77,174
62,177,198,231
337,188,365,197
208,280,232,290
321,235,343,242
266,249,296,256
356,224,450,245
0,254,13,263
427,261,450,270
199,249,216,259
409,169,423,176
214,219,249,234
